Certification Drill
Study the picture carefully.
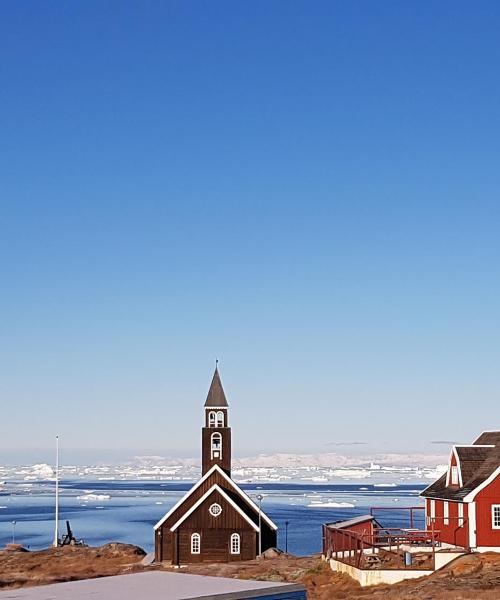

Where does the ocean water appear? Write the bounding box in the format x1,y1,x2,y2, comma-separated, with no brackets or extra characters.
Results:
0,481,426,556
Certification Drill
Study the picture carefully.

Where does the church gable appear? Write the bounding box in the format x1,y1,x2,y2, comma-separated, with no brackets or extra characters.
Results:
171,484,259,532
154,467,229,531
154,464,277,532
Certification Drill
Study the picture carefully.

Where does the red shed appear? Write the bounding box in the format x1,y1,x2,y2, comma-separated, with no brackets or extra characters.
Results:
322,515,379,556
421,431,500,552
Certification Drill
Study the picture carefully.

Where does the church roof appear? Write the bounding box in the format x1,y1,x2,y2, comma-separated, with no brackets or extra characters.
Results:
204,367,228,407
153,464,278,531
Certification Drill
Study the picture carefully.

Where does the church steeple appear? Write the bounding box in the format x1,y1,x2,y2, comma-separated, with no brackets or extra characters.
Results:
204,364,228,408
202,365,231,476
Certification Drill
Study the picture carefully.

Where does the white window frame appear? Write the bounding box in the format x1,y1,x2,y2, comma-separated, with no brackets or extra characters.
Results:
451,466,459,485
230,532,241,555
191,532,201,554
430,499,435,521
211,432,222,459
426,499,432,527
443,501,449,525
208,411,217,427
209,503,222,517
458,503,464,527
492,504,500,529
216,411,224,427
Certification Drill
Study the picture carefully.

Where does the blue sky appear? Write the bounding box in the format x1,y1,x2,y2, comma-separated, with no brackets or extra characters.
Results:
1,1,499,463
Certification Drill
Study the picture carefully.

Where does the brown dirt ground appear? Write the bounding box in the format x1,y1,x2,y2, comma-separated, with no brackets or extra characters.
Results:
165,552,500,600
1,545,499,599
0,543,146,589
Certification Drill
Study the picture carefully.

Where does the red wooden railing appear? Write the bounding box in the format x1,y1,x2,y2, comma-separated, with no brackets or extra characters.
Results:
323,524,442,570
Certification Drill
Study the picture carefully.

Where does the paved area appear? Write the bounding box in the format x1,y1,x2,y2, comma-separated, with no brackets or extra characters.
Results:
0,570,305,599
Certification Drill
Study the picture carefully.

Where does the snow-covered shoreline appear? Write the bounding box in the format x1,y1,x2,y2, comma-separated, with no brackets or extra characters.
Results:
0,454,447,485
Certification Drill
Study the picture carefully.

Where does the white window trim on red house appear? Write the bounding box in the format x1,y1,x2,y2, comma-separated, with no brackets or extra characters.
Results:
443,501,449,525
446,448,463,487
492,505,500,529
445,445,494,488
468,501,477,549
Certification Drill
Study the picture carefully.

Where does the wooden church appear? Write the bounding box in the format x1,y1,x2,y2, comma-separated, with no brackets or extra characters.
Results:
154,367,278,564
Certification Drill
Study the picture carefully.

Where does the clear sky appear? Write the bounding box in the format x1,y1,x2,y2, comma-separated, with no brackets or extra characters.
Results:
1,1,499,463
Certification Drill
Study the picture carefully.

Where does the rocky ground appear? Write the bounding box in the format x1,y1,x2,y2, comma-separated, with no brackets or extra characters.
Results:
1,544,499,599
178,552,500,599
0,543,146,589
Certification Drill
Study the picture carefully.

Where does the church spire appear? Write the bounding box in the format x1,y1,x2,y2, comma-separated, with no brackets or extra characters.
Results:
204,363,228,408
202,364,231,476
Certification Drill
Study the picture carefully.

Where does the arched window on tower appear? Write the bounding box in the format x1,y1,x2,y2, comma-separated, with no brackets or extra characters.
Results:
230,533,240,554
208,411,217,427
216,411,224,427
191,533,200,554
211,432,222,460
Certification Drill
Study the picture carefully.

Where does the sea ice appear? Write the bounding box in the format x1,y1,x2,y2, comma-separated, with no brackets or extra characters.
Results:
77,494,111,501
307,501,354,508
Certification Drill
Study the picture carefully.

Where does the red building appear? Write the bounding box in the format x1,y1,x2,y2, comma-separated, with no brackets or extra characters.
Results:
421,431,500,552
154,367,278,564
322,515,379,556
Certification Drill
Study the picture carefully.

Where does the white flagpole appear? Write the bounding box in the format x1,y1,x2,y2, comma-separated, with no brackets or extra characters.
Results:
54,435,59,547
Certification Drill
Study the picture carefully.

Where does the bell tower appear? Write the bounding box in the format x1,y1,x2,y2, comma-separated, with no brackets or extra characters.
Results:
202,364,231,476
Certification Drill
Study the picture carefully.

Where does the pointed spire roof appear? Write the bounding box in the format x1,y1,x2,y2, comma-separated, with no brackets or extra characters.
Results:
204,365,228,407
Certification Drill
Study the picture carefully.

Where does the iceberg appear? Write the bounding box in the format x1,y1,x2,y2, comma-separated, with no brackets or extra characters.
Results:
307,501,354,508
77,493,111,501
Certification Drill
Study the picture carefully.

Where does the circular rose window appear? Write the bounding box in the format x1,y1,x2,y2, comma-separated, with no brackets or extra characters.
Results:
209,503,222,517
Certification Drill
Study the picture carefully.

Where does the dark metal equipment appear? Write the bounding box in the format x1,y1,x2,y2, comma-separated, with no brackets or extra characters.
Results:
60,520,85,546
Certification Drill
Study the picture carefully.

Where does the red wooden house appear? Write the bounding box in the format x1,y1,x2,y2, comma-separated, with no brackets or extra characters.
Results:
322,515,380,556
154,367,278,564
421,431,500,552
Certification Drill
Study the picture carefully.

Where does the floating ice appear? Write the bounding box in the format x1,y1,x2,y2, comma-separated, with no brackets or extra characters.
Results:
77,494,111,501
307,501,354,508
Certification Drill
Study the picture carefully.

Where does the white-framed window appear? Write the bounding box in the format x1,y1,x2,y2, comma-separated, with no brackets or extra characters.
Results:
451,466,459,485
216,411,224,427
191,532,201,554
426,499,435,527
208,411,217,427
492,505,500,529
458,503,464,527
230,533,241,555
211,432,222,459
209,503,222,517
443,501,449,525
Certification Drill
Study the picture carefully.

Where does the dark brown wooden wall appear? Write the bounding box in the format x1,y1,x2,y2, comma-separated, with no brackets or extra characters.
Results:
202,426,231,476
155,471,278,564
180,489,251,530
158,490,258,563
177,529,256,563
